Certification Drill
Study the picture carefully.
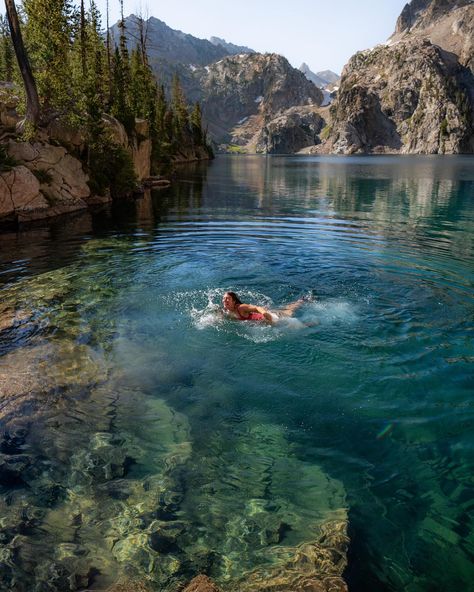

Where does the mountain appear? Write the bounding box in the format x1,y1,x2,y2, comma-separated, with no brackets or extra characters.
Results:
111,15,228,66
196,53,324,153
391,0,474,73
111,16,328,153
316,70,340,85
322,0,474,154
299,64,340,88
209,37,255,55
299,63,328,88
109,15,229,101
394,0,473,37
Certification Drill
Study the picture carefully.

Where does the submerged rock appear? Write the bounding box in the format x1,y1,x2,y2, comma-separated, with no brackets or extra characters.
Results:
234,520,348,592
182,575,222,592
106,578,152,591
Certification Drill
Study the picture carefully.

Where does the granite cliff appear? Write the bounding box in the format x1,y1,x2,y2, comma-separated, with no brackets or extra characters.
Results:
196,53,324,153
322,0,474,154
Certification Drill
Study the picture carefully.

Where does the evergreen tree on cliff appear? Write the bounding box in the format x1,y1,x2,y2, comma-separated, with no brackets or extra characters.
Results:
0,15,14,82
189,102,203,144
4,0,40,128
23,0,74,112
171,74,188,140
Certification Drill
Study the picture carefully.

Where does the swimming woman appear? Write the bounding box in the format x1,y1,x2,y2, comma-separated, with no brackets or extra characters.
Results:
222,291,307,324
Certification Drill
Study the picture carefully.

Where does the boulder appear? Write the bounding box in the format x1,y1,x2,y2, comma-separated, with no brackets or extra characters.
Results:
0,174,14,217
1,109,21,129
0,166,45,220
9,166,42,208
3,141,92,223
52,152,90,199
32,143,67,167
7,140,39,162
0,91,20,129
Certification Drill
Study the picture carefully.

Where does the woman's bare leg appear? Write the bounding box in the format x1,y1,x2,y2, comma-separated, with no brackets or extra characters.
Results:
276,298,305,318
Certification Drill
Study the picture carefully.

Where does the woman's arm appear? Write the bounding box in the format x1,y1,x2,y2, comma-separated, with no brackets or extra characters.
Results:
238,303,269,315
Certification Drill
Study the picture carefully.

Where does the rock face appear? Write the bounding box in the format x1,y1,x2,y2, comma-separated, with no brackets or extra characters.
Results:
197,53,324,153
0,141,96,223
392,0,474,74
111,15,229,97
258,106,325,154
324,0,474,154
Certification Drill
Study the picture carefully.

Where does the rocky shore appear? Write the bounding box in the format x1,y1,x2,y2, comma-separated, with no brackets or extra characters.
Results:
0,91,212,228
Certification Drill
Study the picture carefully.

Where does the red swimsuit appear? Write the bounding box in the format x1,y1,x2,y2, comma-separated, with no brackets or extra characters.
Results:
235,305,266,322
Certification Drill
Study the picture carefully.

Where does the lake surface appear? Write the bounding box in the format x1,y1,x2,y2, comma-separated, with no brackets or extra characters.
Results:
0,155,473,591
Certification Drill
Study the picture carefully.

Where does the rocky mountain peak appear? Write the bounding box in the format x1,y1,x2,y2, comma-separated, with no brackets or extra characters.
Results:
391,0,474,73
198,53,324,152
395,0,473,34
111,15,229,66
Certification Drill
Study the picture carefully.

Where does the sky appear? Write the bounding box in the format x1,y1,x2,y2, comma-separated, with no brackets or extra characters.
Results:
96,0,408,74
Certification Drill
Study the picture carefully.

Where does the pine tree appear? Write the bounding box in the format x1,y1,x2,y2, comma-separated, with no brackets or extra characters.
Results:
171,74,188,140
189,102,203,145
110,46,133,133
79,0,87,79
82,1,108,148
23,0,75,112
0,15,14,82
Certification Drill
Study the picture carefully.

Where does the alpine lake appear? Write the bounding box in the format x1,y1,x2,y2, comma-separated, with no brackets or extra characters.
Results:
0,155,473,592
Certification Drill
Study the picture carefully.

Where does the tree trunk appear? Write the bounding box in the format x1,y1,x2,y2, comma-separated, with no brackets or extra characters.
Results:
4,0,40,127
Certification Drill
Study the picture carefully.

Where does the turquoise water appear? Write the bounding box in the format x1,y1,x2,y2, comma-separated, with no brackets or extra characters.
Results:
0,155,473,591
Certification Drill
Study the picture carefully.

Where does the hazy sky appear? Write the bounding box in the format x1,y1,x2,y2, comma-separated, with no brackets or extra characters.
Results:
98,1,408,73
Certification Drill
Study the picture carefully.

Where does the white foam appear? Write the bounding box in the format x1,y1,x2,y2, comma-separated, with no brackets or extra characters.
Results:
301,299,359,326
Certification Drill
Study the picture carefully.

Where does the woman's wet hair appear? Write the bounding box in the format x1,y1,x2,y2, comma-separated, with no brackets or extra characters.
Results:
226,291,242,305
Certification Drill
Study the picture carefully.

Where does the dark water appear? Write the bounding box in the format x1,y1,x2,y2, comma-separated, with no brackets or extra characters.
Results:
0,155,473,591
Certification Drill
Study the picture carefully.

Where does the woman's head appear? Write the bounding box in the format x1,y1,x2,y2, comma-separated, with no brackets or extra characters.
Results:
222,291,242,310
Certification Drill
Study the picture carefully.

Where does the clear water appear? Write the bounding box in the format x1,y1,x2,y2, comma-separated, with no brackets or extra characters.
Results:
0,155,473,591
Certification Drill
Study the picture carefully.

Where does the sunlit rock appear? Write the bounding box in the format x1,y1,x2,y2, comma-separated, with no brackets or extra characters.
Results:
183,575,222,592
323,0,474,154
